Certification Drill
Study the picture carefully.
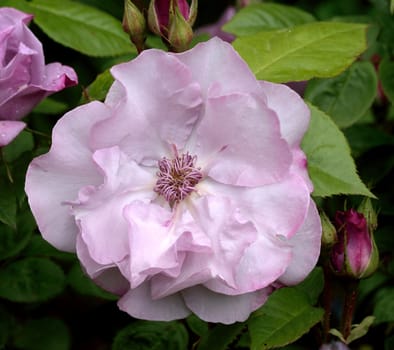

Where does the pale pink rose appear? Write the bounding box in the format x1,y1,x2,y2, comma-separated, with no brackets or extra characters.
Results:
25,38,321,324
0,7,78,146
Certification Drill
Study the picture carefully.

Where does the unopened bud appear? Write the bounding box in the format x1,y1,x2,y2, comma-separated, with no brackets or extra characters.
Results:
330,209,379,279
148,0,198,52
167,5,193,52
122,0,146,53
357,197,378,233
320,211,338,249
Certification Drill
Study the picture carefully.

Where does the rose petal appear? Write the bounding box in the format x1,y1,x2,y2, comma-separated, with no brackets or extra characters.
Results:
182,285,272,324
175,37,260,98
75,147,156,265
123,201,211,289
91,49,202,164
76,234,129,295
199,173,310,240
191,93,291,186
259,81,310,147
25,102,110,251
259,81,313,190
278,200,322,285
118,282,191,321
0,120,25,146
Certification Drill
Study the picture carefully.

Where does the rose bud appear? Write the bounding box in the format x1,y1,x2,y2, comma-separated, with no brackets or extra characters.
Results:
122,0,147,53
330,208,379,279
148,0,197,51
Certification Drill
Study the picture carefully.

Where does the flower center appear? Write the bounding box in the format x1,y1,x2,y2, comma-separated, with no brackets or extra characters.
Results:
154,152,202,206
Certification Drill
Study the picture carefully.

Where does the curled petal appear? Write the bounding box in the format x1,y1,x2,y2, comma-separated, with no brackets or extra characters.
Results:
25,102,110,251
182,285,272,324
278,200,322,285
193,93,291,186
91,49,202,163
118,282,191,321
0,120,25,146
175,37,261,98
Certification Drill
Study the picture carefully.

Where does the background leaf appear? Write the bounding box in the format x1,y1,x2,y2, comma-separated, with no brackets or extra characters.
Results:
295,267,324,305
0,172,16,228
112,321,188,350
233,22,367,83
305,61,378,128
0,257,66,302
80,69,114,103
0,210,35,260
248,288,324,350
373,287,394,324
28,0,135,56
67,262,117,300
186,314,209,338
223,3,315,36
301,104,374,197
196,323,246,350
379,58,394,104
2,130,34,162
12,318,70,350
0,306,13,348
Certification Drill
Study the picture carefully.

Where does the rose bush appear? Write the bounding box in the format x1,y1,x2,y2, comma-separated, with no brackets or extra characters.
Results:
25,37,321,324
0,7,77,146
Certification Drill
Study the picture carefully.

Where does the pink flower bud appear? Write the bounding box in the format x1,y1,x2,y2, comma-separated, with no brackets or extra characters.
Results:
330,208,378,279
148,0,197,51
122,0,147,53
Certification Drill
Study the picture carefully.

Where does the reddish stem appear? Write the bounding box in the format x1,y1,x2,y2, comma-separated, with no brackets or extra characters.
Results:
342,280,359,340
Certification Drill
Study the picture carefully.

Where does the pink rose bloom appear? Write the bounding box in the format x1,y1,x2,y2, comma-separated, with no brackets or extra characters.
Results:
25,38,321,324
0,7,77,146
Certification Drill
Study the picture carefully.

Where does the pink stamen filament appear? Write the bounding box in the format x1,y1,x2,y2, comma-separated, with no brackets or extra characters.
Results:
154,153,202,206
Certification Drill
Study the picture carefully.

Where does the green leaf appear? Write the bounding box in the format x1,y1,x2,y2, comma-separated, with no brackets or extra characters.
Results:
0,257,66,302
80,69,114,103
29,0,135,56
329,316,375,344
196,323,246,350
12,317,70,350
233,22,367,83
301,104,375,198
21,235,76,261
344,124,394,157
358,271,390,303
67,262,117,300
2,130,34,162
0,306,13,348
328,328,346,343
248,288,324,350
0,0,33,12
0,210,35,260
186,314,209,337
295,267,324,305
0,172,16,228
223,3,315,37
32,98,69,115
305,61,378,128
386,335,394,350
346,315,375,344
379,58,394,104
112,321,188,350
373,287,394,324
